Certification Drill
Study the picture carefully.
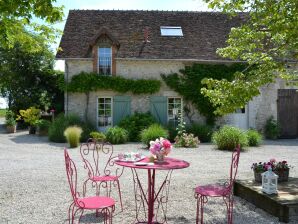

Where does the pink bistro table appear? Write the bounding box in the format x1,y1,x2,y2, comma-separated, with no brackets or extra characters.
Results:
115,157,189,224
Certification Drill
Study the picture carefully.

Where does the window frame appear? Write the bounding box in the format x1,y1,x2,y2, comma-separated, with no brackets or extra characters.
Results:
97,96,113,130
98,47,112,75
167,97,183,125
160,26,183,37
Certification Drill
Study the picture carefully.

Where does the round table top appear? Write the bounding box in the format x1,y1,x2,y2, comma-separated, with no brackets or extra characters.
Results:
115,157,190,170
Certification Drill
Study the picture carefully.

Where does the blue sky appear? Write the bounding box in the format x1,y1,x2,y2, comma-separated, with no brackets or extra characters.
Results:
53,0,209,71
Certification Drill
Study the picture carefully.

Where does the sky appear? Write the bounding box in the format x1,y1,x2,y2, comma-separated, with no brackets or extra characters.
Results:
53,0,210,71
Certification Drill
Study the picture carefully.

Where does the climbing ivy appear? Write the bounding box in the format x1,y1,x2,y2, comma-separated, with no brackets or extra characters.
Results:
60,72,161,94
161,63,246,125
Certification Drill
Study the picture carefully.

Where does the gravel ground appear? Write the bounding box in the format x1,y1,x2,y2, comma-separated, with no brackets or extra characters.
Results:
0,121,297,224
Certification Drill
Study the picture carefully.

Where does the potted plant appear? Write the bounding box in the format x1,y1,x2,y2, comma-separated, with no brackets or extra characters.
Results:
5,110,16,133
36,119,51,136
149,137,172,163
251,159,292,183
18,107,41,134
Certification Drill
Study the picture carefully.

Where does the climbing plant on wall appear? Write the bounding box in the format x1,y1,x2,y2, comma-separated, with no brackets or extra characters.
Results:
60,72,161,94
60,72,161,121
161,63,246,125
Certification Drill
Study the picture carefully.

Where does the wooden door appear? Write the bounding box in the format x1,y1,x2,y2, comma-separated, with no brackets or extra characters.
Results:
277,89,298,138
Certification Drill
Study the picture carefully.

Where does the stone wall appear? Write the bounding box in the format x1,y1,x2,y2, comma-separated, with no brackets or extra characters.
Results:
65,58,295,131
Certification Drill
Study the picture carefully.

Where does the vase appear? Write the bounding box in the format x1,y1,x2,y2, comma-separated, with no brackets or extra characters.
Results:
254,169,289,183
155,154,165,163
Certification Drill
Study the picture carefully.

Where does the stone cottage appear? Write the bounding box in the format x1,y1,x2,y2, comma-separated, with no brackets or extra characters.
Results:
56,10,294,135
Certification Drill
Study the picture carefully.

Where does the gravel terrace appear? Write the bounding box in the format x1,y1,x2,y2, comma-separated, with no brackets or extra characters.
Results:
0,122,297,224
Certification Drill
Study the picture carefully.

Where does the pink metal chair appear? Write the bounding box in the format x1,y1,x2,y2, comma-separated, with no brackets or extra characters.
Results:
64,149,115,224
80,140,124,210
194,145,241,224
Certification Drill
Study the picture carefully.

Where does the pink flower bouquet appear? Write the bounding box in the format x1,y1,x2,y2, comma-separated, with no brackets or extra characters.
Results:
149,137,172,156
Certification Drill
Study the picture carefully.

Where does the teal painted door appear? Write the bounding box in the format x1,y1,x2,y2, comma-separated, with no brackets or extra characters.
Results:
150,96,167,125
113,96,131,125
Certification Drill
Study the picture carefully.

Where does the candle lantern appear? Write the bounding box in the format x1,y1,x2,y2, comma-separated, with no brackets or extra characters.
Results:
261,167,278,194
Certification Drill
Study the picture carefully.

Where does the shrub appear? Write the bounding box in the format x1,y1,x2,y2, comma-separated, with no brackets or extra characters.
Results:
140,124,169,147
48,113,95,143
106,126,128,144
118,112,156,141
17,107,41,126
5,110,16,126
64,126,83,148
175,133,200,148
264,116,280,139
36,119,51,135
246,129,262,146
90,131,106,142
186,123,213,143
212,125,248,151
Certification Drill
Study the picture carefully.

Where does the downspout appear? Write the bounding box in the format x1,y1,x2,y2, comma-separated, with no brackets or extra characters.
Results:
65,60,69,114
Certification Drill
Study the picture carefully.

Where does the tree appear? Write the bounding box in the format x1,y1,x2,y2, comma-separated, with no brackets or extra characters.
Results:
201,0,298,115
0,33,64,114
0,0,63,51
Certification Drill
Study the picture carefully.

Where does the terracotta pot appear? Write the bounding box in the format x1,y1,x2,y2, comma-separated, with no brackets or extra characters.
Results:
254,169,289,183
6,125,16,133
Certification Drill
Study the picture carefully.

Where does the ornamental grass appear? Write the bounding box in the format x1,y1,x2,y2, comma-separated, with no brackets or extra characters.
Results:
64,126,82,148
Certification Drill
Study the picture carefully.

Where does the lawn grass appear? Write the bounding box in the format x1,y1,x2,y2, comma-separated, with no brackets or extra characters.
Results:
0,109,7,117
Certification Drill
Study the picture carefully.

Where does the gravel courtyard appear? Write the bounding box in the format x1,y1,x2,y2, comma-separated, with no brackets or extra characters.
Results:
0,124,297,224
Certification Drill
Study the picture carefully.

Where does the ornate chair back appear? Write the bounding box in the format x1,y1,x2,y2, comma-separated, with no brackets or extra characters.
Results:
227,145,241,191
64,149,80,206
80,140,124,179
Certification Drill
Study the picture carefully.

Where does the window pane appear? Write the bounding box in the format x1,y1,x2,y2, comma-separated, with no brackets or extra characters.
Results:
98,47,111,75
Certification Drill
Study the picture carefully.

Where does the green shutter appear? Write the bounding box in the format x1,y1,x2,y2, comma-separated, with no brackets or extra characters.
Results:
113,96,131,125
150,96,167,125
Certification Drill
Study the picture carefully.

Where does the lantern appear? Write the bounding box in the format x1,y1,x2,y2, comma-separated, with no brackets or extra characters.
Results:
261,167,278,194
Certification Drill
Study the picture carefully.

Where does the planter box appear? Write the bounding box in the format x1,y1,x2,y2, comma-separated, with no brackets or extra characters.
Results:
254,169,289,183
6,125,16,133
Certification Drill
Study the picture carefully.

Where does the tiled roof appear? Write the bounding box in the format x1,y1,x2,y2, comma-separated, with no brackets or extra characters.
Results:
56,10,246,60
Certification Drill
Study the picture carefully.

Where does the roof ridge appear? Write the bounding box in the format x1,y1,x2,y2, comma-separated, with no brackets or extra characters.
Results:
68,9,223,13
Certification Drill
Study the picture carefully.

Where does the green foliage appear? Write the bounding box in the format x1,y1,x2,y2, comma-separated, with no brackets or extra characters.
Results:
118,112,156,141
175,133,200,148
246,129,262,146
0,0,63,50
61,72,161,94
48,114,95,143
212,125,248,151
0,109,7,117
106,126,128,144
64,126,83,148
36,119,51,131
140,124,169,147
0,34,64,114
17,107,41,126
264,116,280,140
202,0,298,115
90,131,106,142
186,123,213,143
167,123,178,142
162,64,245,124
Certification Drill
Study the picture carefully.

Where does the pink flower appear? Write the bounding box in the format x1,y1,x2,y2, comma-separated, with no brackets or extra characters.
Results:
264,164,271,170
162,140,172,149
270,158,276,163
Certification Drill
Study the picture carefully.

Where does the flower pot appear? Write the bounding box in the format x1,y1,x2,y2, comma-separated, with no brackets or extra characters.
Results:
254,169,289,183
6,125,16,133
29,126,37,134
155,154,165,164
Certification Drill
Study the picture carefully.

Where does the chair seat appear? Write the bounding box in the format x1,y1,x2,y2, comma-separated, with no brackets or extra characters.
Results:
91,175,118,182
77,196,115,209
195,184,230,197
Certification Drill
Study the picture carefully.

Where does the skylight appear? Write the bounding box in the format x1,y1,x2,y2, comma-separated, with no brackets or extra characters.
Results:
160,26,183,36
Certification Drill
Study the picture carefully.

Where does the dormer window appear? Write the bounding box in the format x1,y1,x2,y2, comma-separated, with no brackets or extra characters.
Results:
98,47,112,75
160,26,183,36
